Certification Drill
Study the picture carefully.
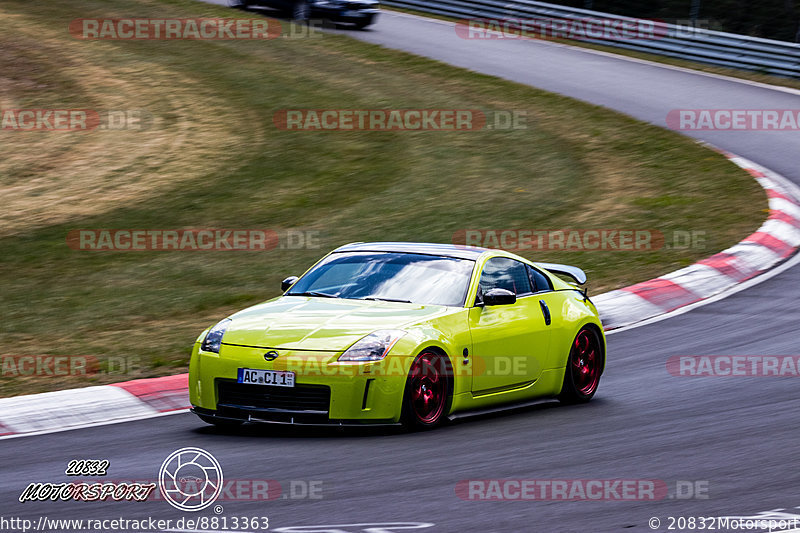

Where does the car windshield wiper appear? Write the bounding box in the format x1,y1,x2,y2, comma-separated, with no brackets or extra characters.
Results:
360,296,412,303
289,291,338,298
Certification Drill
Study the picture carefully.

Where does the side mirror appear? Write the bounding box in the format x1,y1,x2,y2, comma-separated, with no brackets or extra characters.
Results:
483,288,516,306
281,276,299,292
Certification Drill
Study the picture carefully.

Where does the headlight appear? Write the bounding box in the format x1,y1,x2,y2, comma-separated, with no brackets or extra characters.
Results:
201,318,231,354
338,330,406,362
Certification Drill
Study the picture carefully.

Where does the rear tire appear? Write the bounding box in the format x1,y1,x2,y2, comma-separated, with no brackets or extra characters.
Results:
558,327,603,403
401,352,451,430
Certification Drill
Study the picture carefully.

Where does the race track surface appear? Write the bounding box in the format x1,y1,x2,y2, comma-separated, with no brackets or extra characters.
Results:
3,8,800,533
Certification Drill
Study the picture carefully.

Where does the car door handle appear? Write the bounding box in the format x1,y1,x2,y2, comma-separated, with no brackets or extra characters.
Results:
539,300,551,326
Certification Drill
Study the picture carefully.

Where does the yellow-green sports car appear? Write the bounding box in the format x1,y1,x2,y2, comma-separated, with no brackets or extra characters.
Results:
190,242,606,430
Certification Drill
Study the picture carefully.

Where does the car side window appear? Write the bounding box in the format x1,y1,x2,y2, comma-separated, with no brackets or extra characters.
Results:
527,265,553,293
479,258,532,296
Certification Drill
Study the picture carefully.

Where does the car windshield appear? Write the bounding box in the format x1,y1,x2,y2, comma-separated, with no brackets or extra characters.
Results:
286,252,475,307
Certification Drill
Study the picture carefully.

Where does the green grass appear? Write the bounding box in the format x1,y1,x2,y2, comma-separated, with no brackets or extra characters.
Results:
0,0,765,396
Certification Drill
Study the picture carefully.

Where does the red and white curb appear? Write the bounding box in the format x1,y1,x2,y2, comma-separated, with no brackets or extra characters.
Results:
595,150,800,330
0,374,189,439
2,152,799,439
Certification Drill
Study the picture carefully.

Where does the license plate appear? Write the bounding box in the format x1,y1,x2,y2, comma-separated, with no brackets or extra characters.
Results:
238,368,295,388
344,10,367,16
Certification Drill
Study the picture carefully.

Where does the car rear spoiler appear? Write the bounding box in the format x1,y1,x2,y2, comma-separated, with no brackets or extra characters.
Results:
535,262,587,285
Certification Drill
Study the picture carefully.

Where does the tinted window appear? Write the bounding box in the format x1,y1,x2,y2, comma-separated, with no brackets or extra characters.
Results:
527,265,553,292
286,252,475,307
478,258,532,296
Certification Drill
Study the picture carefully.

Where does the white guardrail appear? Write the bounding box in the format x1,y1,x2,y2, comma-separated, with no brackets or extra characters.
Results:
380,0,800,78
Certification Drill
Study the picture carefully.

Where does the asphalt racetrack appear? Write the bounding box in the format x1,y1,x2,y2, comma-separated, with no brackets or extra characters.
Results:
3,7,800,533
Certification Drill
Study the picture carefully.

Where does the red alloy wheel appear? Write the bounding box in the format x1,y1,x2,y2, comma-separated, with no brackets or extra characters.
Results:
570,329,601,396
409,353,448,424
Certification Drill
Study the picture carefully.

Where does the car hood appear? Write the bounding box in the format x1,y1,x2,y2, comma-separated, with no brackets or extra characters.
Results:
221,296,454,351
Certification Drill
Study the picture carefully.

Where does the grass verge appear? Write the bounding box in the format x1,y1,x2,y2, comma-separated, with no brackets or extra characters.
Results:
0,0,765,396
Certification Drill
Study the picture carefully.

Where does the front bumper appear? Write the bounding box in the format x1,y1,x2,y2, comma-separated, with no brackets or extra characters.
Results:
189,342,410,424
191,406,399,426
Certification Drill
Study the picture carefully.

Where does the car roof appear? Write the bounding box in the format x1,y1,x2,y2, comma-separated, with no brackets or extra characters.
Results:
333,242,489,260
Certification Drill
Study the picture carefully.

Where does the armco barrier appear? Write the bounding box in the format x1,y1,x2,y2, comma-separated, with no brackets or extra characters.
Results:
382,0,800,78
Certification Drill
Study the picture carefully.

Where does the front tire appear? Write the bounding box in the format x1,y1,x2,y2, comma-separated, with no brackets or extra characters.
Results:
558,327,603,403
401,352,451,430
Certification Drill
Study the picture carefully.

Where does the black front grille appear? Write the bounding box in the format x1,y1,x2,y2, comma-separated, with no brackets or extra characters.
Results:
216,380,330,413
